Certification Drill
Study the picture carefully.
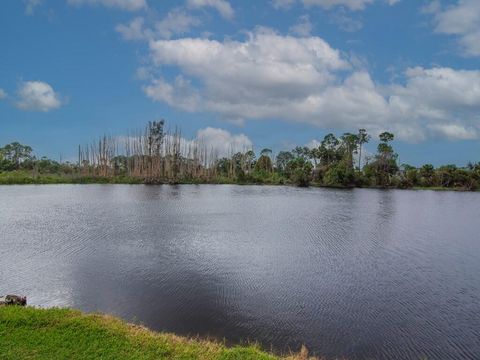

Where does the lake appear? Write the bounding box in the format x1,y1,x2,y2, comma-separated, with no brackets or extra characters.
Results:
1,185,479,359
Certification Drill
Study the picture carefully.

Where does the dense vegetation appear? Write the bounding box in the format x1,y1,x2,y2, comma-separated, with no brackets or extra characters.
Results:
1,121,479,190
0,306,316,360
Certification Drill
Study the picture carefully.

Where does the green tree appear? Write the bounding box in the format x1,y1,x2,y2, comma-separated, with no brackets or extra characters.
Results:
420,164,435,186
365,132,398,187
147,120,165,157
260,148,272,157
255,154,273,173
292,146,310,160
319,133,340,166
0,142,34,170
309,147,321,168
323,161,355,187
340,132,359,170
286,157,313,187
357,128,371,170
244,150,256,172
275,151,294,174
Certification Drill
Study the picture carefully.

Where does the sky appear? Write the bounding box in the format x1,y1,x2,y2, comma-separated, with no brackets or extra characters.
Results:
0,0,479,166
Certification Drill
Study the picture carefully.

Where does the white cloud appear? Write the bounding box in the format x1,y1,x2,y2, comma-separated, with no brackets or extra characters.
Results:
187,0,234,19
145,28,349,118
24,0,42,15
429,0,480,56
118,127,252,158
116,17,147,40
290,15,313,36
196,127,253,157
386,67,480,140
16,81,63,112
428,124,478,140
116,10,201,41
143,76,200,112
273,0,400,11
141,29,480,142
0,89,6,100
67,0,147,11
303,0,375,10
155,9,201,39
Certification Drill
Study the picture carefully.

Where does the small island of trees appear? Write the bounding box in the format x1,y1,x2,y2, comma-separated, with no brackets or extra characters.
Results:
1,121,479,190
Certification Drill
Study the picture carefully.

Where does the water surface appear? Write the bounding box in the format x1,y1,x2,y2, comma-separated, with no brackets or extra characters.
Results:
1,185,479,359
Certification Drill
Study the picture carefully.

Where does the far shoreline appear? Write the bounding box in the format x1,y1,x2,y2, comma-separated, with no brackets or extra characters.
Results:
0,175,478,193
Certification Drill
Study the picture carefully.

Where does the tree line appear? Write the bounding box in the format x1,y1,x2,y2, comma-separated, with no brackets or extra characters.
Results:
1,121,479,190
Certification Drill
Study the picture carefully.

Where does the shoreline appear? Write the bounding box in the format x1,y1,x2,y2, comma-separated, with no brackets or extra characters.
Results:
0,306,315,360
0,175,476,192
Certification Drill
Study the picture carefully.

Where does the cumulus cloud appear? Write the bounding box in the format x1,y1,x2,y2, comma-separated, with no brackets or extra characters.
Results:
0,89,6,100
303,0,375,10
143,76,200,112
290,15,314,36
116,17,147,40
428,124,478,140
140,28,480,141
118,126,251,158
429,0,480,57
272,0,400,11
67,0,147,11
187,0,234,19
116,9,201,41
196,127,253,156
155,9,201,39
16,81,63,112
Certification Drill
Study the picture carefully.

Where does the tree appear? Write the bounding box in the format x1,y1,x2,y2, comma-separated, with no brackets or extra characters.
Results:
260,148,272,157
309,147,321,168
275,151,294,174
319,133,339,166
379,132,394,143
323,161,355,187
286,157,313,187
340,132,359,170
215,157,231,177
244,150,256,172
292,146,310,160
420,164,435,186
255,155,273,173
0,142,34,170
357,129,371,170
147,120,165,156
365,132,398,187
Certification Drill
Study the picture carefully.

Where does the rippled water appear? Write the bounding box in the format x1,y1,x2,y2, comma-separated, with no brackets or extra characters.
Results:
1,185,479,359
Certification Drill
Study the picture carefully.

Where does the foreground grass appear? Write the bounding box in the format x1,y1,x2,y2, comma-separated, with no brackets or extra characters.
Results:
0,307,315,360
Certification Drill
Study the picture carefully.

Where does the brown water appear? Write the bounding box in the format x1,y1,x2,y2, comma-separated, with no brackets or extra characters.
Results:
1,185,479,359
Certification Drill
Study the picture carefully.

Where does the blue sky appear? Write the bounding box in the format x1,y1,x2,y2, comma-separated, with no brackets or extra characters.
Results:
1,0,479,166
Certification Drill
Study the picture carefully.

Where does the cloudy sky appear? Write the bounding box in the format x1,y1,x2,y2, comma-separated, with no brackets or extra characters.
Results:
1,0,479,165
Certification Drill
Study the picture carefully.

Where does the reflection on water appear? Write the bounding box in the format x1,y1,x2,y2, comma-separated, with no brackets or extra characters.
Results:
1,185,480,359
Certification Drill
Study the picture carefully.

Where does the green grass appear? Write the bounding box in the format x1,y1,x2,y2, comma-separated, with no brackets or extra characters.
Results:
1,171,476,192
0,171,143,185
0,307,314,360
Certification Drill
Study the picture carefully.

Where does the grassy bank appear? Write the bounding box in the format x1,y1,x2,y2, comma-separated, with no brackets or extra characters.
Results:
0,171,145,185
0,171,475,192
0,307,315,360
